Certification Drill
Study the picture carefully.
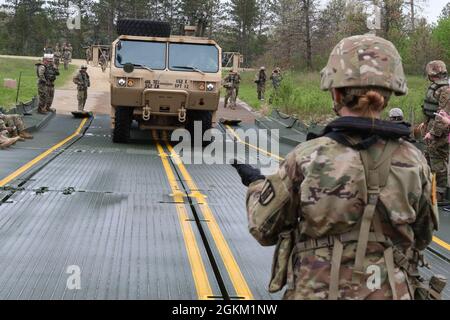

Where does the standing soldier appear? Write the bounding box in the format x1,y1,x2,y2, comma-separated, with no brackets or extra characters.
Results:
269,67,283,103
36,54,52,114
255,67,267,101
223,70,241,109
233,35,441,300
0,130,21,149
73,65,90,112
67,43,73,62
45,55,60,113
62,49,71,70
420,61,450,203
99,52,108,73
86,46,91,65
54,44,61,70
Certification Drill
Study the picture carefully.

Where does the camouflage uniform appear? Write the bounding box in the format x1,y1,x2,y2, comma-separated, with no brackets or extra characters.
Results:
422,61,450,199
54,49,61,69
62,50,70,70
255,68,267,100
36,55,59,113
245,35,439,300
73,66,90,112
0,113,32,140
269,68,283,103
270,68,282,91
223,71,241,109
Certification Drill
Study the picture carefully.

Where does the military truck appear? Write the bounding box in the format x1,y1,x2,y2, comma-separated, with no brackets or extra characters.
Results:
110,19,222,143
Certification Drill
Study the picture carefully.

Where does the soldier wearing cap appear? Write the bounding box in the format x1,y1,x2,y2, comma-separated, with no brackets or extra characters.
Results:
73,65,90,112
420,61,450,202
255,66,267,101
233,35,439,300
36,54,60,114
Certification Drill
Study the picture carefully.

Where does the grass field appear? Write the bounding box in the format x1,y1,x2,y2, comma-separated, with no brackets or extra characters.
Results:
0,57,76,110
237,70,429,123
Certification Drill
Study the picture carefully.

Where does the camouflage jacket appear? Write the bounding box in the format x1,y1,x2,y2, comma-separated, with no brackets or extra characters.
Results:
36,64,59,85
246,133,438,300
255,71,266,85
224,73,241,89
427,80,450,137
270,73,282,87
73,72,90,90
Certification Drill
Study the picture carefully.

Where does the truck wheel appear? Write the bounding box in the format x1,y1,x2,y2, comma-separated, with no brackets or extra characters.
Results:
116,19,171,37
186,110,213,145
113,107,133,143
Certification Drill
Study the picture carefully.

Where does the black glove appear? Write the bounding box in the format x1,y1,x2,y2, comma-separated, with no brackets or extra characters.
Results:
231,160,265,187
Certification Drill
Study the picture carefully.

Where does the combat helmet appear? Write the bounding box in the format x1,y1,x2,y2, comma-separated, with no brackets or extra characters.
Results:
389,108,404,119
426,60,447,78
321,35,408,96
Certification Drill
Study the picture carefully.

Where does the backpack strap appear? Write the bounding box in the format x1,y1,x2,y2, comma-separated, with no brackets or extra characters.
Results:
351,139,399,297
328,139,399,300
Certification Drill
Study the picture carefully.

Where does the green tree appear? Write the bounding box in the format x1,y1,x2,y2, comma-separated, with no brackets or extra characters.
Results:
432,17,450,62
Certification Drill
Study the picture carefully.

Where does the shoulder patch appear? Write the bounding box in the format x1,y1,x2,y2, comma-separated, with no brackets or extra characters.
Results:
259,180,275,206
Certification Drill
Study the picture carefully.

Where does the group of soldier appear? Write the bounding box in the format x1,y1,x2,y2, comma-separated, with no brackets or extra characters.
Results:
45,43,73,71
254,66,283,102
222,66,282,109
385,61,450,204
1,45,91,149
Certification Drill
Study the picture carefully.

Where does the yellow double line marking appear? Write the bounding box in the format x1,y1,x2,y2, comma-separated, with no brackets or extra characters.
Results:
225,124,450,253
156,143,213,300
225,124,283,161
0,118,88,187
166,143,253,300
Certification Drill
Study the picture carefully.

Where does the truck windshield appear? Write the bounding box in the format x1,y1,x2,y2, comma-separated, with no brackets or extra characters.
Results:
116,40,166,70
169,43,219,73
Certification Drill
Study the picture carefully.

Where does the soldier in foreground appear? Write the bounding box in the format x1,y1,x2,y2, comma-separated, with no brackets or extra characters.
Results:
223,70,241,109
233,35,442,300
420,61,450,203
73,65,90,112
36,54,59,114
0,112,33,140
255,67,267,101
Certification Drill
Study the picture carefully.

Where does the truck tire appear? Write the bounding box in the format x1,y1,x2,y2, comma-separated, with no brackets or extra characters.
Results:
113,107,133,143
116,19,171,37
186,110,213,146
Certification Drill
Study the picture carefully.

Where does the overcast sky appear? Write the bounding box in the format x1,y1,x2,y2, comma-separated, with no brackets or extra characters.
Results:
0,0,448,23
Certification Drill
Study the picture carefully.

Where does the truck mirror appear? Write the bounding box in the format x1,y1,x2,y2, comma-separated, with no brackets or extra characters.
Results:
123,63,134,73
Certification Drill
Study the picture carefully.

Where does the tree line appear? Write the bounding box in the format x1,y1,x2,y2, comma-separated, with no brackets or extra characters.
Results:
0,0,449,75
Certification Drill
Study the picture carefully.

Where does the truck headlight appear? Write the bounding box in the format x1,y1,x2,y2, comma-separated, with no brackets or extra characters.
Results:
118,78,126,87
206,83,215,91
